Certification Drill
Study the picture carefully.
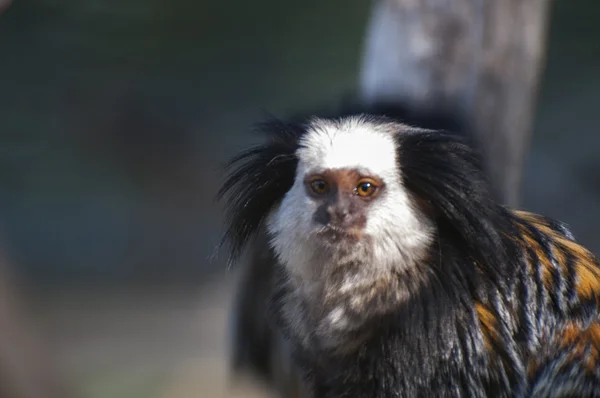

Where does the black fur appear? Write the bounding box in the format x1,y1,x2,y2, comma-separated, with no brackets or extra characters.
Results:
217,118,304,266
218,108,600,397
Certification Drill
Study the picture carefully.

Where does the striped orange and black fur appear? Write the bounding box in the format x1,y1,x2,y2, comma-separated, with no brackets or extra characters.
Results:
509,211,600,396
474,210,600,396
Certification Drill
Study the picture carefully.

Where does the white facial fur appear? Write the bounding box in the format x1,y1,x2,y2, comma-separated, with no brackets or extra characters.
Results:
266,116,434,290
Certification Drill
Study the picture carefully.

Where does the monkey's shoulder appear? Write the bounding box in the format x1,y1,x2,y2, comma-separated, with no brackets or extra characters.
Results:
511,209,600,306
508,210,600,394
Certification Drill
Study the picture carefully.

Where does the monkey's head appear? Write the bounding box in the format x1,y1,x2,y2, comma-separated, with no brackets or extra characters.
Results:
265,117,433,283
219,112,512,303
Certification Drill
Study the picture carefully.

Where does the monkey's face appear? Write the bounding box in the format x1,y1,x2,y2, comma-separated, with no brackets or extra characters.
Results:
267,117,433,282
303,168,382,245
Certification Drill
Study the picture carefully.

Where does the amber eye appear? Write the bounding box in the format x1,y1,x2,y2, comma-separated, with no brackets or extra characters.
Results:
310,179,329,195
356,180,378,197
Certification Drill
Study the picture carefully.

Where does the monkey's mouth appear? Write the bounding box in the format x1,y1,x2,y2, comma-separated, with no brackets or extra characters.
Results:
316,226,362,244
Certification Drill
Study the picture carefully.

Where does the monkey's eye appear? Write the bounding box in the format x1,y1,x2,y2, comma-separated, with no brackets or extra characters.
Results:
310,179,329,195
356,180,378,197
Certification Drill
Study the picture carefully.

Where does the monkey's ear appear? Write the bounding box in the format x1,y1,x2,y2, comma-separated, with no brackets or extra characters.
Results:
397,131,518,280
217,118,305,266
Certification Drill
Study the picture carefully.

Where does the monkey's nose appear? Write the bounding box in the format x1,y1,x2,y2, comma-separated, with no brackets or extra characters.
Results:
327,206,351,226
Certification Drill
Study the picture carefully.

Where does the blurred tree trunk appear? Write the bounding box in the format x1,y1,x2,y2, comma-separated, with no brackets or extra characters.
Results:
360,0,552,207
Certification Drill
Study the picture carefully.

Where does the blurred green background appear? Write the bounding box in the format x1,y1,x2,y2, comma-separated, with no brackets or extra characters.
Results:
0,0,599,397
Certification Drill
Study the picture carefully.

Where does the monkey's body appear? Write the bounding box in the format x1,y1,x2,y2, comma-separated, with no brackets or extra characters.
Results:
219,112,600,397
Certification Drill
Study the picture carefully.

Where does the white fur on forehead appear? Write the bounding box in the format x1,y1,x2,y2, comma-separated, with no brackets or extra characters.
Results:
297,117,398,178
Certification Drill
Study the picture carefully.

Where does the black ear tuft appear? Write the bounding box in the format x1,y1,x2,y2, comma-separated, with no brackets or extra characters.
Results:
397,131,518,281
217,118,306,265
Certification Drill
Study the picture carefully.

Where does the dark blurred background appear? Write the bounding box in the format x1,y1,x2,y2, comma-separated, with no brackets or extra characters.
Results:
0,0,598,397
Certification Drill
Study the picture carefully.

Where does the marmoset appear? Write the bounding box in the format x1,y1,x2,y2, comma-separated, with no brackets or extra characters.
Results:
225,104,472,398
218,110,600,397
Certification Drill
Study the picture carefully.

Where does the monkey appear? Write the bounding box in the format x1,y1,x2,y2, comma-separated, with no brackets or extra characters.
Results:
225,101,476,397
218,110,600,397
224,102,476,398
